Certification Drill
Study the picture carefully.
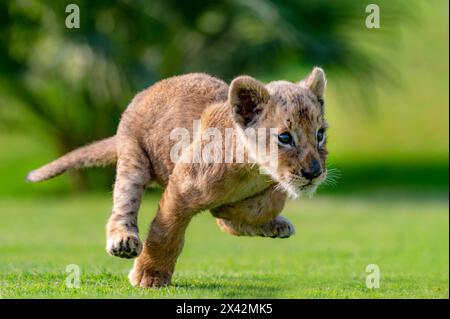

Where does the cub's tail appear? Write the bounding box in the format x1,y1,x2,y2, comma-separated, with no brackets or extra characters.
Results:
26,136,117,183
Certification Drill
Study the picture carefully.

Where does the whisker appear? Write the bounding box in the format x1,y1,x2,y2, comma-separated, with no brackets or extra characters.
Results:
323,166,341,187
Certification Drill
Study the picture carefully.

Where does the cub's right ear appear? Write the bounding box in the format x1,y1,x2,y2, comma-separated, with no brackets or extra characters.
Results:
228,76,270,127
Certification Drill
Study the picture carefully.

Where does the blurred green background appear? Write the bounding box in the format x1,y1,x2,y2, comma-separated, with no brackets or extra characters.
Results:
0,0,448,298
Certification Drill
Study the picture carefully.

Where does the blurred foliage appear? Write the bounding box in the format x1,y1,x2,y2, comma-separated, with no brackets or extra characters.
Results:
0,0,411,189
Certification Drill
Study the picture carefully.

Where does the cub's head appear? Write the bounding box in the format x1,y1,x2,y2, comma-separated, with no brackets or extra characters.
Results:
229,67,328,198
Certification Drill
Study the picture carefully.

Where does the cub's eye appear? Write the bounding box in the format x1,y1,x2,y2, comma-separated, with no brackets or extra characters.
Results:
278,132,293,145
316,128,326,146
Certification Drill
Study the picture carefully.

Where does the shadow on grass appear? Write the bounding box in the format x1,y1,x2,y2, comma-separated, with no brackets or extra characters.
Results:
174,273,285,298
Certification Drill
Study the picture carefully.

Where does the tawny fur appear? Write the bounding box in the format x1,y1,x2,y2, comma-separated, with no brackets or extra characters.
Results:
26,136,117,182
28,68,328,288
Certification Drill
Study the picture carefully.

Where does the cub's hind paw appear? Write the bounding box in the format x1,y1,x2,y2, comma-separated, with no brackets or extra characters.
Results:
260,216,295,239
106,231,142,259
216,215,295,238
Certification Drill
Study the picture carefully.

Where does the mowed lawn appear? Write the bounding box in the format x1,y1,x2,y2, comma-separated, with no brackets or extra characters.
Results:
0,193,448,299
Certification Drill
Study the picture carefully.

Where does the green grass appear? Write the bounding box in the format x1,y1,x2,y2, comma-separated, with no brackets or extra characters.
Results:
0,193,447,298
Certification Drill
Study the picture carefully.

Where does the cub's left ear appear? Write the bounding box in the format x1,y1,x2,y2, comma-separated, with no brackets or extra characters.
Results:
304,67,326,99
228,76,270,127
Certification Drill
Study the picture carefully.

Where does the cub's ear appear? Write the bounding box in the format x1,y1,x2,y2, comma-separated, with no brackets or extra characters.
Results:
303,67,326,99
228,76,270,127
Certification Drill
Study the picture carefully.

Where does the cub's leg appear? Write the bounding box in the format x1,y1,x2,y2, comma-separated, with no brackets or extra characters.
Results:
216,215,295,238
212,187,295,238
129,182,196,288
106,139,151,259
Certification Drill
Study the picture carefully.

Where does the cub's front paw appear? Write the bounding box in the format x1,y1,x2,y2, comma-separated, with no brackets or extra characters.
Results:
129,261,172,288
260,216,295,239
106,230,142,259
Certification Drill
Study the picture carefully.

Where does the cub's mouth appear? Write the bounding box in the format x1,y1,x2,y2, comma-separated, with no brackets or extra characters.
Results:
300,176,325,191
282,169,328,198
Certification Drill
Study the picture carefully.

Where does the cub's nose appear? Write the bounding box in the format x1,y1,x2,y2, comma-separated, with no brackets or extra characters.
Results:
301,159,322,181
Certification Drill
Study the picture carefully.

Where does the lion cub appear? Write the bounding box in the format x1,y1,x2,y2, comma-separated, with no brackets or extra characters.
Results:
27,67,328,288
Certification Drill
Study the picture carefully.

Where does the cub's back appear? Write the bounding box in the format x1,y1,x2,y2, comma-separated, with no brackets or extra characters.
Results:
120,73,229,186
